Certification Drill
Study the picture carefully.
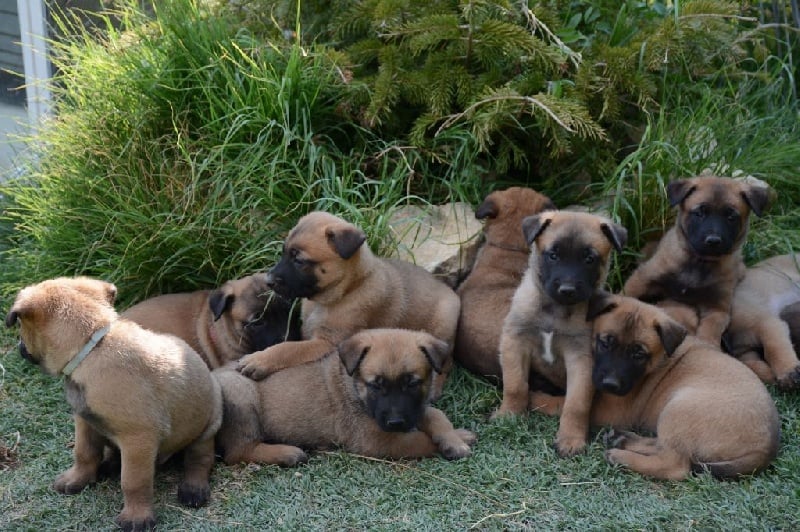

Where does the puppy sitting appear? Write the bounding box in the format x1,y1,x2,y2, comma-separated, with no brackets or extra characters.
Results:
531,293,780,480
724,253,800,388
492,210,627,457
122,273,300,369
454,186,556,383
6,277,223,531
214,328,476,465
624,175,770,344
236,211,461,398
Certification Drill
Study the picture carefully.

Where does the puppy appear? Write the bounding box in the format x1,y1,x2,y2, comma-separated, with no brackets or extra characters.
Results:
492,210,627,457
236,211,461,398
454,186,556,382
531,293,780,480
214,328,476,464
623,175,770,344
6,277,223,531
724,253,800,388
122,274,300,369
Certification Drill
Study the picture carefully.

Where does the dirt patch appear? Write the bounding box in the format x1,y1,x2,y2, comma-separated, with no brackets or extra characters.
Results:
0,432,21,470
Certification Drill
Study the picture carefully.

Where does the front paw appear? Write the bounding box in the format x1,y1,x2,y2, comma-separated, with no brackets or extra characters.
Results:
604,448,625,466
236,353,275,381
53,467,95,494
177,481,210,508
436,430,475,460
115,511,156,532
554,431,587,458
776,365,800,390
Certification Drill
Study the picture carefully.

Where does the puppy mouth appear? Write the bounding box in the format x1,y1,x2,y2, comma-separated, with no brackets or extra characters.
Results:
18,341,37,365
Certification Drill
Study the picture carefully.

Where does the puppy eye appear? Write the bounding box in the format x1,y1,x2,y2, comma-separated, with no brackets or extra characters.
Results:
584,252,596,265
596,335,614,350
725,208,740,221
547,250,559,262
630,346,648,362
366,379,383,392
692,205,708,218
405,377,422,390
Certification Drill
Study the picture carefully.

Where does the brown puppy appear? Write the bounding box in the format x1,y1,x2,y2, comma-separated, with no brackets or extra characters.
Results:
6,277,222,531
214,328,476,464
454,187,556,382
122,274,300,369
724,253,800,388
623,175,770,344
236,211,461,398
492,210,627,457
531,293,780,480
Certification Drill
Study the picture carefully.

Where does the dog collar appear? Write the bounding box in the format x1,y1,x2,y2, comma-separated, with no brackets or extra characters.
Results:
62,323,113,376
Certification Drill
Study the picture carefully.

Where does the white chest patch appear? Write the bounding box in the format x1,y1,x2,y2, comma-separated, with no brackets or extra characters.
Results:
540,331,555,364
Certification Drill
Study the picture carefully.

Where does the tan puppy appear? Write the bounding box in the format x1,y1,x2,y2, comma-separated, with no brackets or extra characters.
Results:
122,274,300,369
493,210,627,457
531,293,781,480
454,187,556,382
725,253,800,388
215,329,476,464
236,211,461,398
6,277,223,531
624,176,770,344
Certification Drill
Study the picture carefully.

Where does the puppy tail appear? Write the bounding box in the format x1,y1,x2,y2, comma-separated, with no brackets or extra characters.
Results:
694,437,781,479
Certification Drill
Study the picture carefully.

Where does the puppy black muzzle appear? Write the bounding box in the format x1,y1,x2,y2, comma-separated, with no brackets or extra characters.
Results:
18,340,37,365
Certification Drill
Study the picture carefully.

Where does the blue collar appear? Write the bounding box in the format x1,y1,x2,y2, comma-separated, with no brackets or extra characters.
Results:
62,323,113,377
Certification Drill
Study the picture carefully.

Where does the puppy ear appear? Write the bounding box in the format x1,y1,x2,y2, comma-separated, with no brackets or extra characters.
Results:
521,214,552,246
667,179,696,208
102,282,118,305
208,288,233,322
326,225,367,259
418,337,450,374
740,185,772,217
337,336,369,376
600,222,627,253
475,196,499,220
5,309,21,328
654,318,687,357
586,290,617,321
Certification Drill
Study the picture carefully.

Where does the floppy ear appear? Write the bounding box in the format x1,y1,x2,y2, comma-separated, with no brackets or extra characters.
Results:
475,196,499,220
418,337,450,374
5,309,21,328
521,214,552,246
326,225,367,259
338,336,370,376
601,222,628,253
666,179,696,208
586,290,617,321
654,318,687,357
208,288,233,321
740,185,772,217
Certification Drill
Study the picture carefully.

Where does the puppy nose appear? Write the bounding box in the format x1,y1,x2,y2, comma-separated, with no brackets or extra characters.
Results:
265,272,281,288
557,283,576,297
384,416,408,432
704,235,722,247
600,375,622,394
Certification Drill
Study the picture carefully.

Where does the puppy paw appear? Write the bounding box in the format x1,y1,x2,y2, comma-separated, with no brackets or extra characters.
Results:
604,448,625,466
236,353,275,381
601,428,627,449
454,428,477,446
776,365,800,390
436,432,473,460
53,467,95,494
554,434,587,458
177,482,210,508
115,513,156,532
528,391,564,416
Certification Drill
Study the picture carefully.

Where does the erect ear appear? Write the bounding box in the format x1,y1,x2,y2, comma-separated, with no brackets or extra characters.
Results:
418,336,450,374
601,222,628,253
521,214,552,246
208,287,233,322
326,224,367,259
586,290,617,321
654,318,687,357
475,195,499,220
666,179,696,208
740,184,772,217
337,335,370,376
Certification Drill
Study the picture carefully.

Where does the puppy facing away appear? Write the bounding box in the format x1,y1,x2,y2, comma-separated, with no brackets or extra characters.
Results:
531,293,780,480
214,328,476,464
724,253,800,388
623,175,770,344
122,273,301,369
454,186,556,382
6,277,223,531
236,211,461,398
492,210,627,457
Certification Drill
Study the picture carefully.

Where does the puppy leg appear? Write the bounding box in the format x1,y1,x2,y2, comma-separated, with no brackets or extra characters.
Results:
237,338,334,380
606,431,660,456
605,445,691,481
695,308,730,345
429,295,461,401
366,430,438,459
528,391,564,416
493,334,532,417
417,406,474,460
756,316,800,388
115,435,159,531
554,354,593,457
177,435,215,508
53,416,105,494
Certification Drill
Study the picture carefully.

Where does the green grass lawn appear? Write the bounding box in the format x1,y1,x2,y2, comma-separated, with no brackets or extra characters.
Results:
2,330,799,530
